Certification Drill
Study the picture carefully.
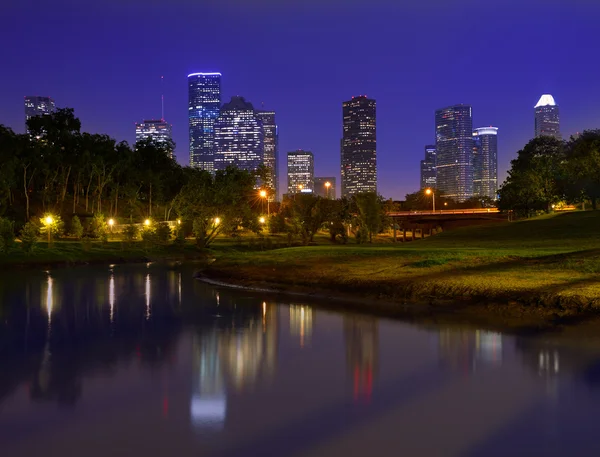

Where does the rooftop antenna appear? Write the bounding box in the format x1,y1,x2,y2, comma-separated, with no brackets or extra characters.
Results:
161,76,165,121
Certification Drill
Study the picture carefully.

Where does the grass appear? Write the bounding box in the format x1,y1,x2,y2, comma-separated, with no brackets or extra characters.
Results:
203,211,600,321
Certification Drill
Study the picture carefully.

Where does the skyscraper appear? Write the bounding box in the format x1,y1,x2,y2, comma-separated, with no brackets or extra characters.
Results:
435,104,474,202
135,119,174,158
287,150,314,194
255,110,279,201
214,96,264,172
534,94,560,139
24,96,55,130
472,127,498,200
420,145,437,189
314,177,336,199
341,96,377,197
188,72,221,171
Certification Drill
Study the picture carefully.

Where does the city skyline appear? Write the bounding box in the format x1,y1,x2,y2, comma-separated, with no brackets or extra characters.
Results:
287,149,314,194
135,119,173,158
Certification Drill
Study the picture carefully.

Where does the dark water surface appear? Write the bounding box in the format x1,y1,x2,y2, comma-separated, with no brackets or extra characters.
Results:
1,263,600,457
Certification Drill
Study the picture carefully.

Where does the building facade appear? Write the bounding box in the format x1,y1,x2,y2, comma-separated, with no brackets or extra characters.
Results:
287,150,314,194
255,110,279,201
341,96,377,197
472,127,498,200
314,177,336,199
24,96,55,131
435,104,474,202
534,94,560,139
135,119,174,158
213,96,264,173
420,145,437,189
188,72,221,171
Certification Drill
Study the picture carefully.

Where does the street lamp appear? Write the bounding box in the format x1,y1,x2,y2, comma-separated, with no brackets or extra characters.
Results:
214,217,221,225
259,189,269,216
259,216,266,224
44,216,54,247
144,219,151,226
108,218,115,234
325,181,331,199
425,188,435,212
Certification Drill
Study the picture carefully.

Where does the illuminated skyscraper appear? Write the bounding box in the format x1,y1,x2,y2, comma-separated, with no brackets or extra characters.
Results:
314,177,336,199
255,110,279,200
24,96,55,131
287,150,314,194
214,96,264,172
135,119,173,158
341,96,377,197
420,145,437,189
435,104,474,202
188,72,221,171
472,127,498,200
534,94,560,139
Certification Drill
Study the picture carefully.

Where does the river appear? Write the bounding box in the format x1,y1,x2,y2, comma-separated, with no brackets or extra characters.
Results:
1,263,600,456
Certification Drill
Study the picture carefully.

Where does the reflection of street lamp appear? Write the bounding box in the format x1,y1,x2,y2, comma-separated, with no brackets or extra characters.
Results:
43,216,54,247
259,189,269,216
425,188,435,212
325,181,331,199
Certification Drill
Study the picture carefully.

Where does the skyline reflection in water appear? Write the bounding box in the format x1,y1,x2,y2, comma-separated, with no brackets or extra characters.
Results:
2,264,600,456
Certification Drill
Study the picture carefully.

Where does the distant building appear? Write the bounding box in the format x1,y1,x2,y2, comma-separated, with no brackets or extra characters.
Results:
534,94,560,139
24,96,55,131
287,150,314,194
188,72,221,171
135,119,173,158
214,96,263,173
255,110,279,201
341,95,377,197
472,127,498,200
314,177,336,199
420,145,437,189
435,104,473,202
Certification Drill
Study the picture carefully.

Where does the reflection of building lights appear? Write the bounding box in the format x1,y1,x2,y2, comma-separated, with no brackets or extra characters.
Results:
190,395,226,429
538,350,560,374
289,305,313,348
178,272,182,307
145,274,151,320
109,274,115,323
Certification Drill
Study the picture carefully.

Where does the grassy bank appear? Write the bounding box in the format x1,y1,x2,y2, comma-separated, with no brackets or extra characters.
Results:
203,211,600,323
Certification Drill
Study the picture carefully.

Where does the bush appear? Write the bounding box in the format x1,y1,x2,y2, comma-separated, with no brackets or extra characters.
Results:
88,214,108,242
70,215,84,240
355,226,369,244
123,224,139,243
0,217,15,253
20,222,38,253
39,215,64,240
141,225,157,248
268,213,286,234
155,222,172,245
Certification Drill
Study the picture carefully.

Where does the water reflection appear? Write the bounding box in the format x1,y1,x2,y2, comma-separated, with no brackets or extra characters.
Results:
438,328,504,373
289,305,314,348
344,315,378,403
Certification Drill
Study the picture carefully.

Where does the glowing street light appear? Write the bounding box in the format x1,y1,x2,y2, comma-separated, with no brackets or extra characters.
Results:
425,188,436,212
259,216,266,224
325,181,331,199
144,219,151,226
259,189,269,216
45,216,53,225
108,218,115,234
43,215,54,247
214,217,221,225
177,219,181,225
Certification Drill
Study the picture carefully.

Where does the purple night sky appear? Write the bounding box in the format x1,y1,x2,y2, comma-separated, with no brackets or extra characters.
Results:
2,0,600,199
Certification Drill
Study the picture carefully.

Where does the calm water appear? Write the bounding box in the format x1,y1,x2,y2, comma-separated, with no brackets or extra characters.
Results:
1,264,600,456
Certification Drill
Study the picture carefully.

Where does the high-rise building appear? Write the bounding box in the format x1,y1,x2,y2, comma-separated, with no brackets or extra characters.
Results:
24,96,55,131
255,110,279,201
188,72,221,171
341,95,377,197
135,119,174,158
472,127,499,200
435,104,474,202
287,150,314,194
420,145,437,189
214,96,264,173
314,177,336,199
534,94,560,139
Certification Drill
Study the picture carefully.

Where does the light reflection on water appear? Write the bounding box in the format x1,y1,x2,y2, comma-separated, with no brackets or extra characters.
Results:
1,264,600,456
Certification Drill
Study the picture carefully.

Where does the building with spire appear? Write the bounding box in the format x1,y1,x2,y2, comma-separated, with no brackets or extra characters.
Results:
534,94,560,139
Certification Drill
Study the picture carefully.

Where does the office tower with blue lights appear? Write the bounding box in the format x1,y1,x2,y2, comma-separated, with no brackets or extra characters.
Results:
188,72,221,171
213,96,264,172
135,119,174,158
472,127,498,200
435,104,473,202
341,95,377,198
255,109,279,200
420,145,437,189
24,96,55,131
287,150,314,194
534,94,560,139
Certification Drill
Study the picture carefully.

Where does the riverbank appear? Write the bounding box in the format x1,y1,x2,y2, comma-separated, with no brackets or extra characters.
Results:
201,211,600,327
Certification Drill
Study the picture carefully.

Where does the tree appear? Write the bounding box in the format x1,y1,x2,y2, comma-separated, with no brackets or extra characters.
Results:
565,130,600,209
353,192,386,243
70,216,84,240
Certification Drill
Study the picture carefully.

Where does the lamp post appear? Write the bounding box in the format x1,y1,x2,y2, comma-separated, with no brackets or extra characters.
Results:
44,216,53,247
108,218,114,234
259,189,269,216
425,188,435,212
325,181,331,199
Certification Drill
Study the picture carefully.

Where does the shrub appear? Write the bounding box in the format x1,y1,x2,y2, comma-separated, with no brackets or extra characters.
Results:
88,214,108,242
39,215,64,240
70,215,84,240
155,222,172,245
0,217,15,253
123,224,139,243
20,222,38,253
268,213,286,234
141,225,157,248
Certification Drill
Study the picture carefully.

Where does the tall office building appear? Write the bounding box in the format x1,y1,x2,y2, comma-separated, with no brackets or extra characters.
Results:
24,96,55,131
314,177,336,199
135,119,174,158
341,95,377,197
435,104,474,202
472,127,499,200
534,94,560,139
214,96,264,172
420,145,437,189
188,72,221,171
287,150,314,194
255,110,279,201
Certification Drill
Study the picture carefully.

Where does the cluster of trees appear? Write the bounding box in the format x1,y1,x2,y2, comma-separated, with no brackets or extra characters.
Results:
499,132,600,215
